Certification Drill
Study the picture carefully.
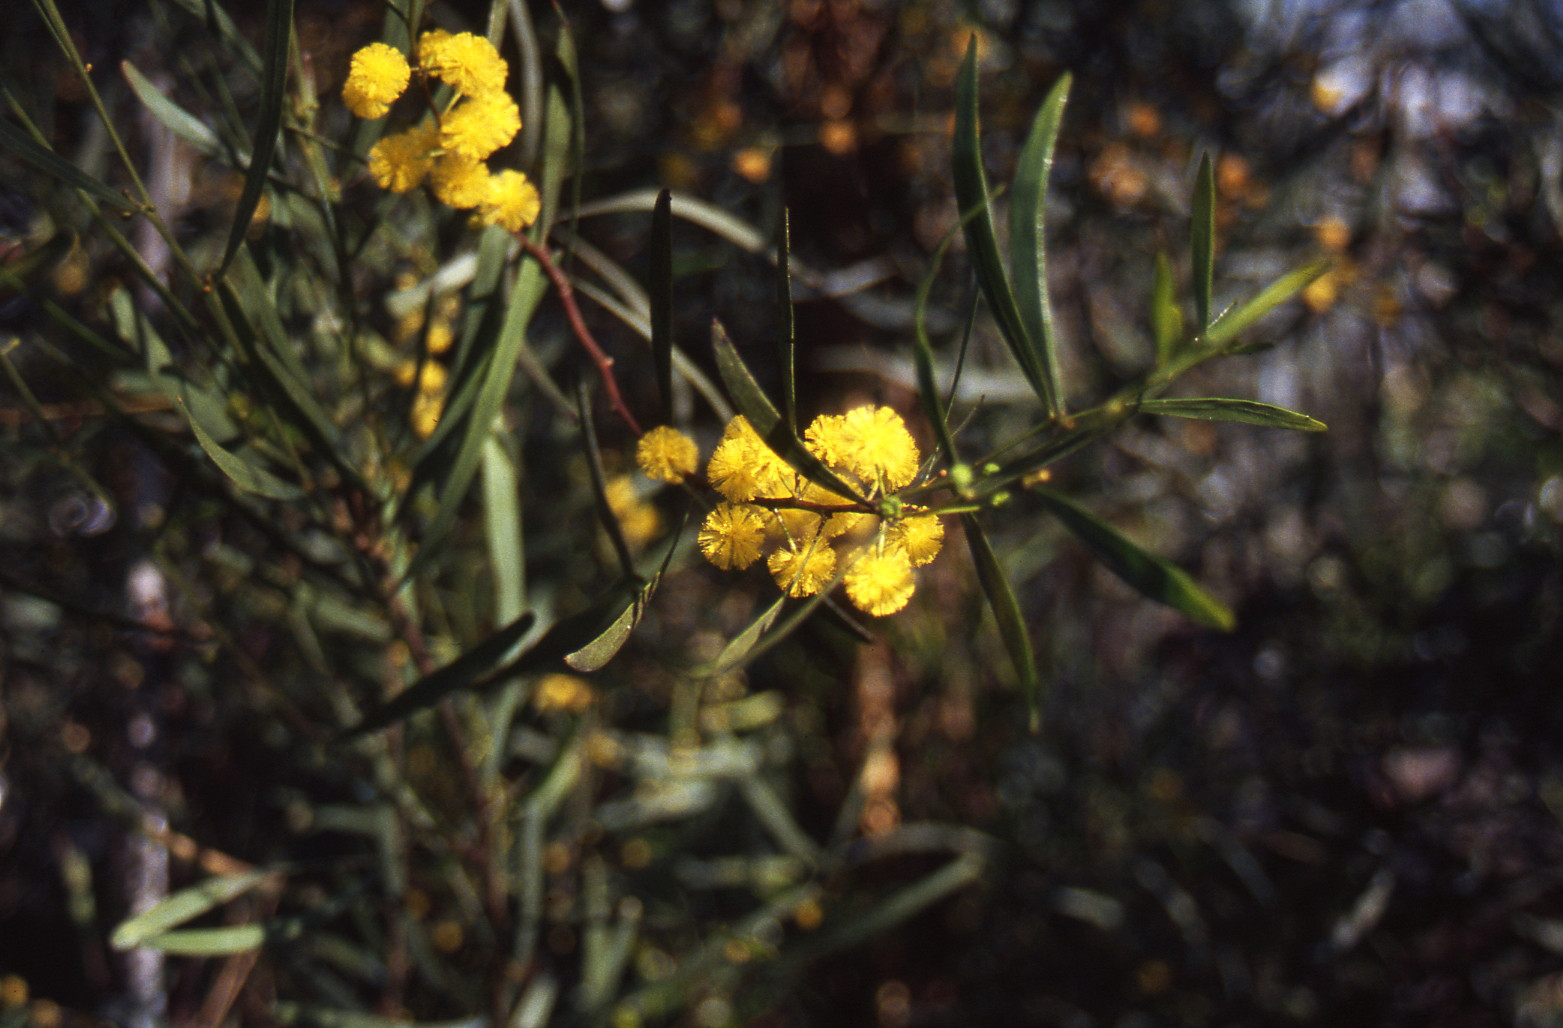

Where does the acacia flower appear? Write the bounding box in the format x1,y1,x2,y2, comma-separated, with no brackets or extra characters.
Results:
635,426,699,483
844,544,916,616
706,416,793,502
768,540,836,597
835,405,920,492
416,30,508,97
367,121,438,192
440,92,521,159
698,502,767,570
343,42,410,119
477,169,541,232
428,154,491,209
887,512,944,566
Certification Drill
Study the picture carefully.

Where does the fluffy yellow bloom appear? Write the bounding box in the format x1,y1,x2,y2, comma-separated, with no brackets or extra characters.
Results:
767,540,836,597
706,416,793,502
343,42,410,119
835,405,921,492
698,502,767,570
635,426,699,483
606,476,662,546
417,30,508,97
367,121,438,193
440,92,521,159
844,545,915,616
477,169,541,232
888,512,944,566
428,154,491,208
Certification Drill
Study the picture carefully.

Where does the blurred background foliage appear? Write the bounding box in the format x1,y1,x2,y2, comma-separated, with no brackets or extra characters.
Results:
2,0,1562,1025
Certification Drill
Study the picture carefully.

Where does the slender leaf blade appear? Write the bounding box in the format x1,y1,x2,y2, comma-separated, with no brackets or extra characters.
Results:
951,37,1048,404
1008,72,1071,417
180,395,305,500
650,188,674,423
111,871,272,949
1191,153,1215,331
776,206,797,433
121,61,223,157
1203,260,1329,348
217,0,292,276
1033,487,1235,630
135,925,267,956
0,119,137,211
1139,397,1326,432
961,514,1041,728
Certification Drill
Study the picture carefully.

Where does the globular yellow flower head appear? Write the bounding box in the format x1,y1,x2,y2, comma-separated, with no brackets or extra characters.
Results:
768,540,836,598
477,170,542,233
814,405,921,493
428,154,492,209
698,502,767,570
887,512,944,566
635,426,699,483
342,42,410,119
440,92,521,160
367,121,439,193
706,416,792,502
844,544,916,616
416,30,508,98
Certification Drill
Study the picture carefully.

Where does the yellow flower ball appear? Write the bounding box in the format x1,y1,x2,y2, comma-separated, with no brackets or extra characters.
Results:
477,169,542,233
706,416,792,502
767,540,836,597
635,426,699,483
428,154,491,209
367,121,438,193
698,502,767,570
343,42,410,119
417,30,508,97
888,513,944,566
844,544,915,616
440,92,521,160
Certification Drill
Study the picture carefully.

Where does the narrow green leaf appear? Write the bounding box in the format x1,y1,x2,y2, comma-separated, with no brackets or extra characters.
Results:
217,0,292,276
0,119,136,211
1151,251,1181,364
1191,153,1215,331
134,925,267,956
649,188,675,423
1009,72,1071,418
1032,487,1235,630
481,436,526,626
1139,397,1326,432
563,578,655,673
776,207,797,433
578,379,638,582
1203,259,1329,348
710,320,866,503
180,396,305,500
111,871,272,949
711,594,787,674
121,61,223,157
952,37,1049,407
338,612,537,739
961,514,1041,728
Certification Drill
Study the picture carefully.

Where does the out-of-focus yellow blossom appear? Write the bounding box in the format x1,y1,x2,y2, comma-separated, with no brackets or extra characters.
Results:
606,475,662,546
767,540,836,597
411,391,442,438
429,154,492,209
698,502,767,570
477,169,542,232
417,30,508,97
844,544,915,616
635,426,699,483
888,512,944,566
342,42,410,119
533,672,596,713
368,121,438,193
395,359,447,393
440,92,521,159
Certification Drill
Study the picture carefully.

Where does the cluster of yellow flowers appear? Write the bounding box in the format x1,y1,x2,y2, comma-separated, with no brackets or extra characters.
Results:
343,32,540,232
635,407,945,617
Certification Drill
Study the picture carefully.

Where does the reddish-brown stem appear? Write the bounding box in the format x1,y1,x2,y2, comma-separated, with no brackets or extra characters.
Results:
519,236,643,436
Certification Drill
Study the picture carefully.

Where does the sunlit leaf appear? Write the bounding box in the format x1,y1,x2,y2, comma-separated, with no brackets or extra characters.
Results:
1191,153,1215,331
121,61,223,158
111,870,272,949
961,514,1041,728
1139,397,1326,432
134,925,267,956
952,37,1049,408
1009,72,1071,418
1204,260,1330,348
1032,487,1235,630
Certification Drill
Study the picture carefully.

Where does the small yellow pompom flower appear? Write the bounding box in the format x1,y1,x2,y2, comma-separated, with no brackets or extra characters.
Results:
429,154,492,209
440,92,521,159
343,42,411,119
417,30,508,97
844,545,915,616
367,121,438,193
836,405,920,492
635,426,699,483
767,540,836,597
698,502,767,570
477,169,542,232
706,416,792,502
888,512,944,566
